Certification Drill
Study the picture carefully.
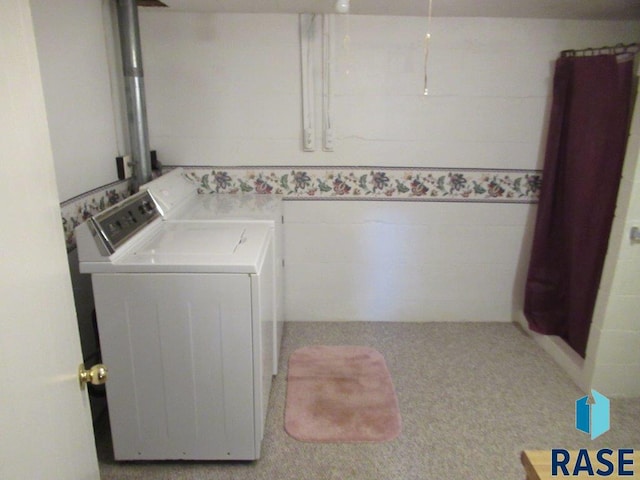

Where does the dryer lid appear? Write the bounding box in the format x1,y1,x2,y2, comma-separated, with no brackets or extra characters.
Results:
176,193,283,221
142,167,198,216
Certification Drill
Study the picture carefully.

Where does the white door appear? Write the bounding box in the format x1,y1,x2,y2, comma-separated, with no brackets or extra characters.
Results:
0,1,100,479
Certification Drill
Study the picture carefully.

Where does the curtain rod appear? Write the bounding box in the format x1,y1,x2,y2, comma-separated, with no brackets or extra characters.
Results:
561,42,639,58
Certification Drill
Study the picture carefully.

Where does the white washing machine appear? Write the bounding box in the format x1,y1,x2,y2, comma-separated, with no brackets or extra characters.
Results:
76,190,274,461
141,168,284,375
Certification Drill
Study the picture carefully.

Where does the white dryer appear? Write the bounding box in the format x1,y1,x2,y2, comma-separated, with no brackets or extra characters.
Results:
141,168,284,375
76,190,274,461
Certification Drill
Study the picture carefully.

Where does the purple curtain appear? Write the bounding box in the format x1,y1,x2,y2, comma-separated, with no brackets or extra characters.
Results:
524,54,634,358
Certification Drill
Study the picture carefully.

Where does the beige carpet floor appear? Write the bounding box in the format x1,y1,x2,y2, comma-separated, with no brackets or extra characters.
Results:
96,322,640,479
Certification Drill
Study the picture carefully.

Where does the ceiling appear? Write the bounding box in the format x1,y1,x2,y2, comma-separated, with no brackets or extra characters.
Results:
155,0,640,20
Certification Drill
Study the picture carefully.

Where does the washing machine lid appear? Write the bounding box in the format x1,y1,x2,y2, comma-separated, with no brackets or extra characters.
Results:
112,221,271,274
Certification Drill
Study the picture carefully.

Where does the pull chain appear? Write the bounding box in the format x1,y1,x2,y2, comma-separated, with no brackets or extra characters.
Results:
423,0,433,95
343,10,351,76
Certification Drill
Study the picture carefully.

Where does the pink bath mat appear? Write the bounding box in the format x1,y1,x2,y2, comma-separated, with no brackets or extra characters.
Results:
284,345,401,443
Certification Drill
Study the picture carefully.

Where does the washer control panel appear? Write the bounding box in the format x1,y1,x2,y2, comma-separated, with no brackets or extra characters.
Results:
89,190,161,255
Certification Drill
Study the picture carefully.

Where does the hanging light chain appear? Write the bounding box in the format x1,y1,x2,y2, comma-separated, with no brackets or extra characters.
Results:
423,0,433,96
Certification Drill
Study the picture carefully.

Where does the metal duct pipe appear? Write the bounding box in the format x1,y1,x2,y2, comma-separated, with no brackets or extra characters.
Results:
116,0,152,190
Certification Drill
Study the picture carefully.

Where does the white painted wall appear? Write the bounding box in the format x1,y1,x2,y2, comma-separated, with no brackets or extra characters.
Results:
139,13,300,165
139,13,640,170
138,11,640,324
30,0,124,202
284,201,534,322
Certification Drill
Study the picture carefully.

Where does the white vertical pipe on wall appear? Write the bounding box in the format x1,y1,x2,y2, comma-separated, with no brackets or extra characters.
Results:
300,14,316,152
322,14,334,152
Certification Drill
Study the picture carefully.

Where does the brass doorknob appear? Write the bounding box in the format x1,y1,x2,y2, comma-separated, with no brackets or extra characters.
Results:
78,363,108,389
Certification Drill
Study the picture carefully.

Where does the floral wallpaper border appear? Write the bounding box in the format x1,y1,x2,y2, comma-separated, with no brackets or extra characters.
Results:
61,179,132,252
178,165,542,203
61,166,542,251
